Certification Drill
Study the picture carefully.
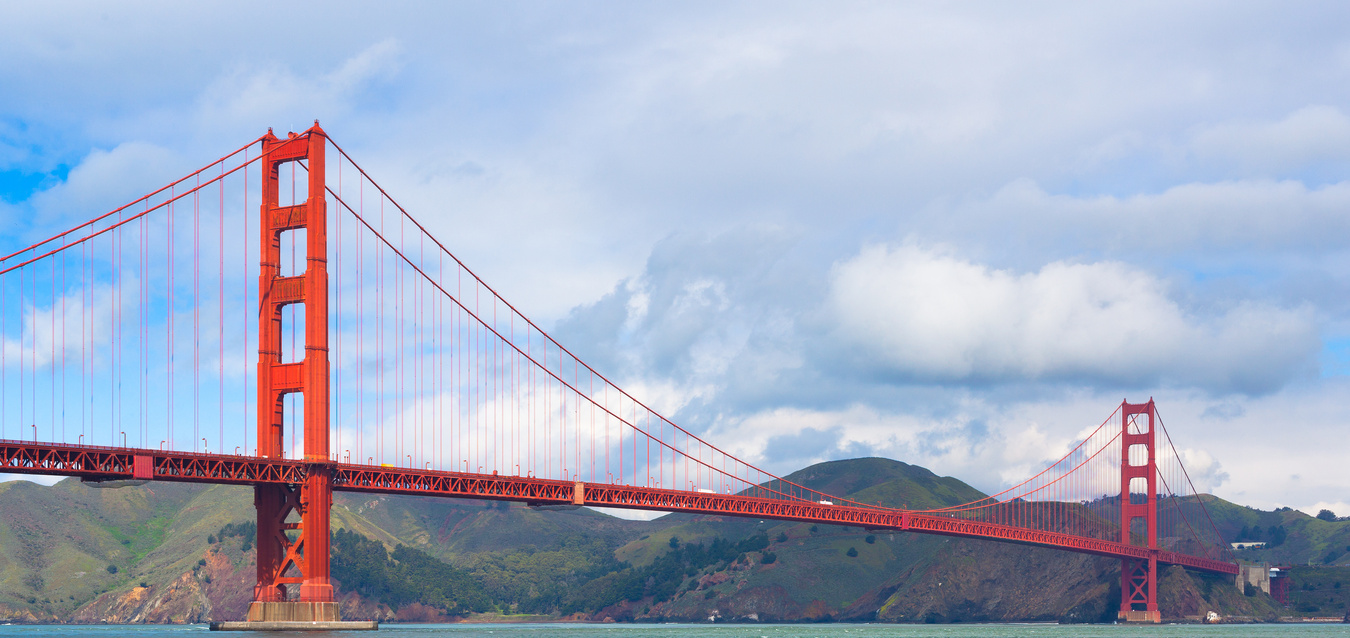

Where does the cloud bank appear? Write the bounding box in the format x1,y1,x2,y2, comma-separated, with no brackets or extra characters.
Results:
829,245,1318,393
0,2,1347,516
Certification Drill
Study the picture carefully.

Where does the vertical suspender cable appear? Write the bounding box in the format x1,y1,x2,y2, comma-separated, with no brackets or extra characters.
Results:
243,145,249,457
168,185,174,450
194,173,200,451
336,156,342,461
219,161,224,454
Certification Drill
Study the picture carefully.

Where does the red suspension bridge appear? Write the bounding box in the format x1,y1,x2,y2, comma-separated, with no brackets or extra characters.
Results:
0,124,1236,625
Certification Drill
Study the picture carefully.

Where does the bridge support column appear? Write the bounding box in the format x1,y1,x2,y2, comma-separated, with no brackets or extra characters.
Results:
1119,556,1159,623
244,123,351,628
1118,399,1160,623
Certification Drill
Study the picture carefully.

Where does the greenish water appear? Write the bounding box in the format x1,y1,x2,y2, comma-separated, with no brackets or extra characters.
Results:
0,624,1348,637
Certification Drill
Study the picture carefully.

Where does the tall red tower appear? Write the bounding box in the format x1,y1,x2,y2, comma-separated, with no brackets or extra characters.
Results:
249,123,337,623
1118,398,1159,623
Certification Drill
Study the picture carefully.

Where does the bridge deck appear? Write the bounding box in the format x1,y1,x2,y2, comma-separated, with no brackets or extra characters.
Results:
0,439,1237,575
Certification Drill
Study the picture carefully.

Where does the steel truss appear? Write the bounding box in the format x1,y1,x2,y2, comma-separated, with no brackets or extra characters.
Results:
0,439,1236,577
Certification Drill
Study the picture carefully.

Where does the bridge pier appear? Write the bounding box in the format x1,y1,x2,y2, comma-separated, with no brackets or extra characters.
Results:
1118,556,1160,623
241,123,359,630
1117,400,1161,623
211,601,375,631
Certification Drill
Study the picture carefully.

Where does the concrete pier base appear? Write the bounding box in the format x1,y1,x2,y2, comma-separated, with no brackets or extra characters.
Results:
1118,610,1161,623
209,620,378,631
208,601,377,631
247,601,341,622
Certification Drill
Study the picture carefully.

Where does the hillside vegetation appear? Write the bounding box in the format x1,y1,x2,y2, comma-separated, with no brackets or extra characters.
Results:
0,457,1332,623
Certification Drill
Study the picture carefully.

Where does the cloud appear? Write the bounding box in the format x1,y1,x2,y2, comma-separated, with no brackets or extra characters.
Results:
552,226,813,416
194,39,403,132
1150,381,1350,515
1173,447,1229,494
0,1,1347,517
828,244,1318,393
1304,501,1350,519
1188,105,1350,176
943,177,1350,260
1,283,117,369
701,401,1117,497
8,142,181,238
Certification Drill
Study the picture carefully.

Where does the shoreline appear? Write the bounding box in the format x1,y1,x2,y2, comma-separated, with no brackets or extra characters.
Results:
3,618,1348,626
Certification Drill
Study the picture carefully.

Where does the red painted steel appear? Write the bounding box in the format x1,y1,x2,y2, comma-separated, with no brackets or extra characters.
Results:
0,439,1237,575
1119,400,1159,619
0,440,305,484
255,124,332,604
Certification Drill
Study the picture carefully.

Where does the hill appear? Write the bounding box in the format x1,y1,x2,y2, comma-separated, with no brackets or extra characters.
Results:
0,457,1322,623
544,458,1279,623
1200,495,1350,567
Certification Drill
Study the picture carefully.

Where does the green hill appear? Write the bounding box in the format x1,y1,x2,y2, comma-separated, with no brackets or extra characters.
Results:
0,456,1324,623
1199,495,1350,566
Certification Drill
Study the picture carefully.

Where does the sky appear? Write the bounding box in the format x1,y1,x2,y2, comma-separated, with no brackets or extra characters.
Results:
1,1,1348,517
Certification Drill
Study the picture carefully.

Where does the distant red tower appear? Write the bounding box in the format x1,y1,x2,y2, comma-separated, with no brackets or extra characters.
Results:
1118,399,1159,623
1268,568,1290,604
251,123,337,622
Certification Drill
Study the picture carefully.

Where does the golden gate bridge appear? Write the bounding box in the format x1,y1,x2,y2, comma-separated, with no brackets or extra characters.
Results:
0,123,1236,626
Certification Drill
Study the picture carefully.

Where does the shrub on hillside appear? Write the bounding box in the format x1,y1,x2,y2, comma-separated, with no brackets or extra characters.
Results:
330,528,495,615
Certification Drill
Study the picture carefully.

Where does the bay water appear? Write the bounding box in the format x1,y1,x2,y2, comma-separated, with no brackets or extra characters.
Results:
0,624,1348,638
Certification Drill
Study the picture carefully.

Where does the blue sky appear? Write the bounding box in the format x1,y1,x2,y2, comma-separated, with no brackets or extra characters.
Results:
1,1,1348,516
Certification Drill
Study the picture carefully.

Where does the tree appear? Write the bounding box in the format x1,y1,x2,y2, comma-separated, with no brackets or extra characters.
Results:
776,531,788,543
329,529,495,615
1317,509,1338,522
846,547,858,557
865,535,876,544
668,536,679,549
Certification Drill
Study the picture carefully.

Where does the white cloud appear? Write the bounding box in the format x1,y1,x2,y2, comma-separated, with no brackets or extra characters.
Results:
2,2,1350,515
20,142,181,234
829,244,1318,393
1304,501,1350,519
1172,447,1229,495
1,283,117,369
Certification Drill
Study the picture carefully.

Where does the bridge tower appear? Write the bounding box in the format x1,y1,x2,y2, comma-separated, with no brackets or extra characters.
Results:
249,124,339,623
1118,398,1159,623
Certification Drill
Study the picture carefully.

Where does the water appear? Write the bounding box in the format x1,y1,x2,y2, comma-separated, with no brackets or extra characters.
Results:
0,624,1348,638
